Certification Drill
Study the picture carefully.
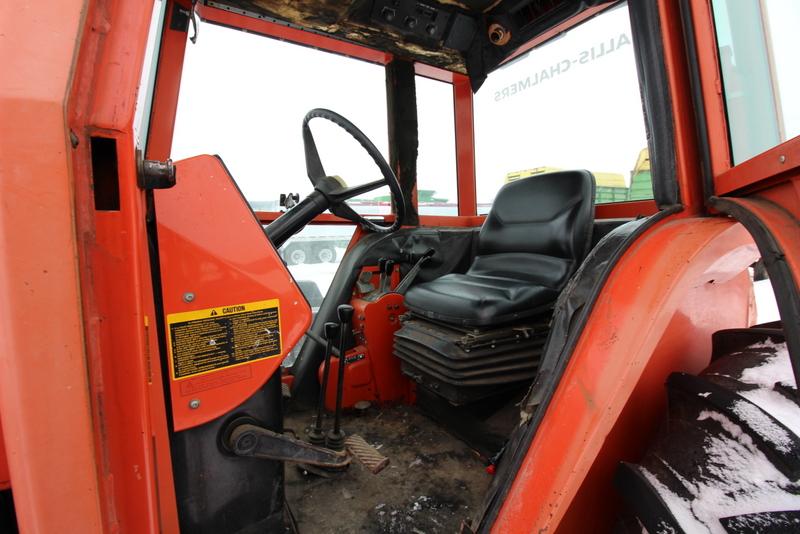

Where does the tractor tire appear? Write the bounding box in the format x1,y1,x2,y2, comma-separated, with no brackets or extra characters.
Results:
615,324,800,533
315,245,336,264
284,244,307,266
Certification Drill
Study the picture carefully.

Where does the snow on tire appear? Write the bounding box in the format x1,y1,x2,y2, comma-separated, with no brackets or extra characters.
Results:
615,326,800,533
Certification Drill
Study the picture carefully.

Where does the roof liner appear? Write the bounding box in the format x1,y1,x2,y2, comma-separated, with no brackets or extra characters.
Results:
203,0,612,91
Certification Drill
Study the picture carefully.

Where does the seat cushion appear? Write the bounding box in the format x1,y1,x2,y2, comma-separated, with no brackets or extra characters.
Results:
404,252,572,326
405,276,561,327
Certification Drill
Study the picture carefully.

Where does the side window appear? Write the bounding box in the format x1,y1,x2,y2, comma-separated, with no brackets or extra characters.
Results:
416,75,458,215
473,2,651,213
712,0,800,164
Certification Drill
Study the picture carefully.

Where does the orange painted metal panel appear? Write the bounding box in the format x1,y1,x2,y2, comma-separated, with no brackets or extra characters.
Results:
454,76,477,216
320,293,414,410
156,155,311,430
415,62,456,83
0,421,8,491
147,0,191,161
255,211,355,225
65,0,182,530
686,0,733,181
715,137,800,196
657,0,706,212
0,1,105,532
491,217,758,532
595,200,658,219
557,267,755,532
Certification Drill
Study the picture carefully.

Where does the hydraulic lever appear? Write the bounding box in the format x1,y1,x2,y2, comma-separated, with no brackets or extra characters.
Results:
394,248,435,294
327,304,354,450
308,322,339,446
380,259,395,293
377,258,388,292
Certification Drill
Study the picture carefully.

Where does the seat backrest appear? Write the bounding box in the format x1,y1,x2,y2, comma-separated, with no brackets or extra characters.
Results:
477,170,595,264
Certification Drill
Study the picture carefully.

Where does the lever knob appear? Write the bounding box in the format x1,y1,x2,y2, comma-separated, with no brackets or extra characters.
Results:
337,304,355,323
323,321,339,340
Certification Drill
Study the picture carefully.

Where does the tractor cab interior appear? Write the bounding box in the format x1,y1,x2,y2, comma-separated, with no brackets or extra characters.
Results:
151,0,660,531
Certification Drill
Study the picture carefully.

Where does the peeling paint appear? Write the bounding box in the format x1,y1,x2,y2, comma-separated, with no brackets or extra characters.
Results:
213,0,469,73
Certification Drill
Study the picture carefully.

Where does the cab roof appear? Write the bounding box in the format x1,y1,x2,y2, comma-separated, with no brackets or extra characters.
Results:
204,0,612,90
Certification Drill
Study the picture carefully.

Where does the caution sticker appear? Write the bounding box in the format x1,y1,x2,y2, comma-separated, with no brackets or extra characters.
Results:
167,299,282,380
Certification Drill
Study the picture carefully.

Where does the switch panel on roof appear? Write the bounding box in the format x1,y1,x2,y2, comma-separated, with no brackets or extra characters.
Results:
371,0,452,44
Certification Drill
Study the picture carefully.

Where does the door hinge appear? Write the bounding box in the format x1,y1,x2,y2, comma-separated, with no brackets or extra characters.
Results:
138,158,177,190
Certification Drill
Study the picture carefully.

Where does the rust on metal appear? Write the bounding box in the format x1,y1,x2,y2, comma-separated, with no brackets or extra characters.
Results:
346,433,390,474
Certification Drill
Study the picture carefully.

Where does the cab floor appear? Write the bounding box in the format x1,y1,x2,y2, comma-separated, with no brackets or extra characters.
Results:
285,404,492,533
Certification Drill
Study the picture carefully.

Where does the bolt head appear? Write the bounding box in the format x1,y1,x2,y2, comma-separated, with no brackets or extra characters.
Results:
779,155,787,164
237,433,257,452
189,399,201,409
183,292,195,303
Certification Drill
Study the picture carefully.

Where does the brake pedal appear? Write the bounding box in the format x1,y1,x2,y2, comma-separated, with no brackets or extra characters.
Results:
345,434,389,474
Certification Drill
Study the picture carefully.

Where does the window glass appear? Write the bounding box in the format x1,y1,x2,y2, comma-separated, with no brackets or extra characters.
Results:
712,0,800,164
473,3,650,213
416,76,458,215
172,21,391,214
173,21,383,302
276,224,355,368
134,0,166,151
276,224,355,299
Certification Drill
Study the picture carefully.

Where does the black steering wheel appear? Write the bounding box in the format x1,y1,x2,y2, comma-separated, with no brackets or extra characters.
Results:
266,109,405,249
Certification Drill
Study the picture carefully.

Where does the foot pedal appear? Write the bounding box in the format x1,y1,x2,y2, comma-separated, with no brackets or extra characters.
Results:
345,434,389,474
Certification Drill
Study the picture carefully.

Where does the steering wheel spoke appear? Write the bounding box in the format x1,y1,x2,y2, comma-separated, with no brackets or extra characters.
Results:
265,109,405,249
327,178,386,203
329,202,363,224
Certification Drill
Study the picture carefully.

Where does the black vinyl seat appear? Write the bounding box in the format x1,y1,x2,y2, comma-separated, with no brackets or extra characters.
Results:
404,170,595,327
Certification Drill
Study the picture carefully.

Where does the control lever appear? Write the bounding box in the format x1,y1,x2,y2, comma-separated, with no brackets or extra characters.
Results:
304,330,341,357
327,304,354,450
377,258,388,294
308,322,339,446
380,260,395,293
394,248,435,294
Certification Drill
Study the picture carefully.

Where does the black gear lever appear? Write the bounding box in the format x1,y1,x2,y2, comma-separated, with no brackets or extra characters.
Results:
381,260,395,293
308,322,339,446
327,304,354,450
377,258,388,294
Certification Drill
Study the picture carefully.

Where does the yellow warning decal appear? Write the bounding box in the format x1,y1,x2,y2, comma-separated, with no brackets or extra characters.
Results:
167,299,282,380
